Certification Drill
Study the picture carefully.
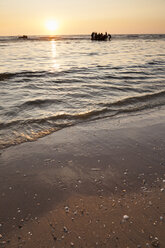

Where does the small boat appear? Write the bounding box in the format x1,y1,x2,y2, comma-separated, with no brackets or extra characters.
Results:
18,35,28,40
91,32,111,41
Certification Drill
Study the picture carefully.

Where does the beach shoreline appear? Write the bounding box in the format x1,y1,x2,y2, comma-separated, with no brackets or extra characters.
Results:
0,109,165,247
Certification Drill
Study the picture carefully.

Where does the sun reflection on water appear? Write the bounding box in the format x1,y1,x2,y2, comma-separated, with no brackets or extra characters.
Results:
51,40,60,70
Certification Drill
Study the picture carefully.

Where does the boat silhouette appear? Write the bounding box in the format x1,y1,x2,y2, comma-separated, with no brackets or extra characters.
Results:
18,35,28,40
91,32,111,41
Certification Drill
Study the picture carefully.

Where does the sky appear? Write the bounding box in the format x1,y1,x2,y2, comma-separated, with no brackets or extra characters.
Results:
0,0,165,35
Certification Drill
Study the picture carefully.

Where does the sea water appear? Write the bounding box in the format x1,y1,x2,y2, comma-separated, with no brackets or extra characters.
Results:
0,34,165,148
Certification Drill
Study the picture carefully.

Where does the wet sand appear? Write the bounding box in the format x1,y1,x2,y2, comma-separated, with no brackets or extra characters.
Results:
0,110,165,247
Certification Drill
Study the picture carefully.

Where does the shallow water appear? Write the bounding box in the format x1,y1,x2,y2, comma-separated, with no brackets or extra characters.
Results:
0,34,165,148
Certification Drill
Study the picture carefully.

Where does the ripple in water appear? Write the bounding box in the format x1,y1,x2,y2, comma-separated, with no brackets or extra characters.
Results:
0,34,165,148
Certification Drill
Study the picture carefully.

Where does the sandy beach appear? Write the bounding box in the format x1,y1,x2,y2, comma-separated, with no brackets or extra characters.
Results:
1,0,165,246
0,109,165,248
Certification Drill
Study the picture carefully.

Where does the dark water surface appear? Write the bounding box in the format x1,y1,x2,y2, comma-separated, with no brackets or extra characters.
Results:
0,34,165,149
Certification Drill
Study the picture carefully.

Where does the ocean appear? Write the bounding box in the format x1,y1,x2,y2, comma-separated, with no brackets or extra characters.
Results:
0,34,165,149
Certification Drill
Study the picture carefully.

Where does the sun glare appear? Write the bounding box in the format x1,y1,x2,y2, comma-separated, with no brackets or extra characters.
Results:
45,20,59,33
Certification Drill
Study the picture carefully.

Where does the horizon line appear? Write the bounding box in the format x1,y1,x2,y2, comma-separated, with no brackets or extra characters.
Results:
0,33,165,37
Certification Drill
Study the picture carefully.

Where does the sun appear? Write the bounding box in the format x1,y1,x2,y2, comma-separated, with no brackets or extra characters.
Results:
45,20,59,33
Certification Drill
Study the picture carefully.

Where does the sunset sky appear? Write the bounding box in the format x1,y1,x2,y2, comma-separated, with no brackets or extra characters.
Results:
0,0,165,35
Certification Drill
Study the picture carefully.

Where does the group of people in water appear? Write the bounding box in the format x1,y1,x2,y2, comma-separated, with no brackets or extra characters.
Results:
91,32,111,41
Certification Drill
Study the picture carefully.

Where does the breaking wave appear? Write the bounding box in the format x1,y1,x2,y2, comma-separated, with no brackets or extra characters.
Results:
0,90,165,149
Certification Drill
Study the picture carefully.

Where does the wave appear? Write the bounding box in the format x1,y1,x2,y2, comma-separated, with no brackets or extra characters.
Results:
0,90,165,149
101,90,165,107
106,75,148,80
1,90,165,129
0,109,106,129
147,60,165,65
0,70,61,81
0,71,46,81
20,98,64,107
1,61,163,82
0,67,93,81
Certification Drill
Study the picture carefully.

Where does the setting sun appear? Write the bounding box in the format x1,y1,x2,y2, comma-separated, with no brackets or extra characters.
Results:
45,20,59,33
